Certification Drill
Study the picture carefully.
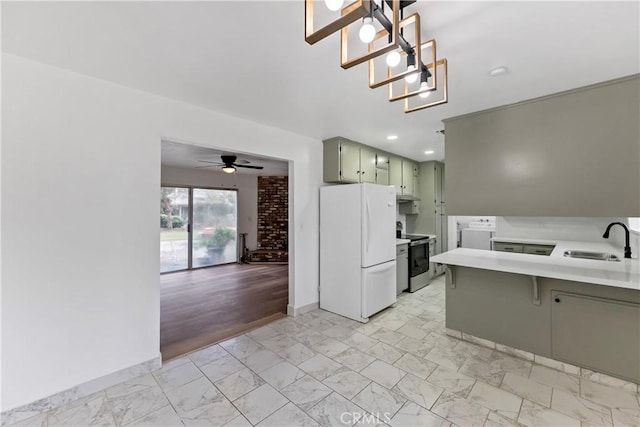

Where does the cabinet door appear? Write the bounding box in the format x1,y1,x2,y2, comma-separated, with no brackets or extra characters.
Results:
440,162,445,204
434,162,444,205
523,244,555,256
340,141,361,182
376,153,389,170
359,147,377,183
493,242,524,253
402,161,414,196
413,163,420,177
376,168,389,185
389,157,403,194
552,292,640,382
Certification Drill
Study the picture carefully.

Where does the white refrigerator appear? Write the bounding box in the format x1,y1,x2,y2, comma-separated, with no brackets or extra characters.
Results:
320,183,396,323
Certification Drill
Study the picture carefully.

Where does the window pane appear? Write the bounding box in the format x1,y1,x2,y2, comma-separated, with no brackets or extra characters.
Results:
192,189,238,267
160,187,189,273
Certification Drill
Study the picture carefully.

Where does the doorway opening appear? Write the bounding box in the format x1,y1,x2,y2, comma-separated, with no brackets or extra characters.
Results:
159,140,290,360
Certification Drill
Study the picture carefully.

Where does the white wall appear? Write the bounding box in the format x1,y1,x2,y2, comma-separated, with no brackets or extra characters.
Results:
495,217,637,251
1,53,323,411
161,165,260,251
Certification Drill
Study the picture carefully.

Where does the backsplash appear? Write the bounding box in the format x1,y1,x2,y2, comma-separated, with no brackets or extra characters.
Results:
496,217,638,252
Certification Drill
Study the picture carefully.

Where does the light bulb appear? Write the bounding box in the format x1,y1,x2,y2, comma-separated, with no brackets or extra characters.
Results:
405,65,418,83
419,81,430,98
359,17,376,43
386,51,401,67
325,0,344,11
222,166,236,174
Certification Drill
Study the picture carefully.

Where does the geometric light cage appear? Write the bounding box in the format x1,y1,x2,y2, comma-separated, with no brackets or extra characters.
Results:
340,0,399,69
304,0,449,114
387,39,437,102
403,58,448,113
305,0,371,45
368,13,421,88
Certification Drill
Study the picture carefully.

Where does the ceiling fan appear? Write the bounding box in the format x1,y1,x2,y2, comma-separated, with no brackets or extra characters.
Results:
196,155,264,174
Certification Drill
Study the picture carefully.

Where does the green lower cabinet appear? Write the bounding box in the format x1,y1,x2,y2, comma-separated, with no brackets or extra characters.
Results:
552,291,640,383
493,242,524,253
446,266,640,383
523,244,555,256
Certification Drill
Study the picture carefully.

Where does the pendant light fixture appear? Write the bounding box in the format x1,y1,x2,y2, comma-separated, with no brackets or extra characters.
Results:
304,0,449,113
386,51,401,67
404,52,419,83
340,0,399,69
324,0,345,12
359,16,376,43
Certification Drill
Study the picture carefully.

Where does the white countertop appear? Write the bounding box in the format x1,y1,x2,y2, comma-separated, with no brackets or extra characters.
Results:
396,239,411,246
431,240,640,290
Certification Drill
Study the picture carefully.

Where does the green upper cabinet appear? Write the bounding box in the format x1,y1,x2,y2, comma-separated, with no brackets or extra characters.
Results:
375,153,389,185
323,137,381,184
389,156,403,194
322,137,421,194
339,140,360,182
359,147,377,183
401,160,415,196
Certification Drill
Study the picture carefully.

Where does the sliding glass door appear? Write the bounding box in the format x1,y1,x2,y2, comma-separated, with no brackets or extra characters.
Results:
192,189,238,268
160,186,237,273
160,187,190,273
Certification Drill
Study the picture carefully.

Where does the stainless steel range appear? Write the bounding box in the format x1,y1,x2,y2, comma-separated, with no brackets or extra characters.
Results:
400,234,431,292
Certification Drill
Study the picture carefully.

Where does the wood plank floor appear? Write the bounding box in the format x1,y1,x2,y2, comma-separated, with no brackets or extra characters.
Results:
160,263,288,361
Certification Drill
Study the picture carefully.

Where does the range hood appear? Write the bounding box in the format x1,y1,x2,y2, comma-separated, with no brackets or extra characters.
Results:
397,194,421,203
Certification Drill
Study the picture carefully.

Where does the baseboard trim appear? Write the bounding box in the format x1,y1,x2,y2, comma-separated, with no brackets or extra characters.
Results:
1,355,161,426
287,301,319,317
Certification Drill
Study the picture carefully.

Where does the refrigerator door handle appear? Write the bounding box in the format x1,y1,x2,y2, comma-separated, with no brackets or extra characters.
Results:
366,198,371,254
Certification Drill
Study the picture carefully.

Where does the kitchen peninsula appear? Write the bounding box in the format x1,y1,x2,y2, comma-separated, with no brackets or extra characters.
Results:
431,243,640,384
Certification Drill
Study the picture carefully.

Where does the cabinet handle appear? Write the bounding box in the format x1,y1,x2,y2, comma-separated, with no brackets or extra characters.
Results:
362,171,365,175
555,297,561,303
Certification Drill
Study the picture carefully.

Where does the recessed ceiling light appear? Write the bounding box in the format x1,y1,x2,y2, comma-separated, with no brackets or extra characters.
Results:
489,66,508,77
387,135,398,140
424,150,434,155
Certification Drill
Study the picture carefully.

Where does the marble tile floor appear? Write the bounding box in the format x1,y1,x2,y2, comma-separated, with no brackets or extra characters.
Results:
12,276,640,427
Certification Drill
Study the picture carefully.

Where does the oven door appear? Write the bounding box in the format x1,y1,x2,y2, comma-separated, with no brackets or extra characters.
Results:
409,241,429,277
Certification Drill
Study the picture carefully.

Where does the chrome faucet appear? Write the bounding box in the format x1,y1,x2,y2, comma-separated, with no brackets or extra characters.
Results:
602,222,632,259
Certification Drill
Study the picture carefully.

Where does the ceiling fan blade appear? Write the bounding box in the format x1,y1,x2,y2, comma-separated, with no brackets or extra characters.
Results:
235,164,264,170
235,159,250,164
197,160,224,165
194,165,217,169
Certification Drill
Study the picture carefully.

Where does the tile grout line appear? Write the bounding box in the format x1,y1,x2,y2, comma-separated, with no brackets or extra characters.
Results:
149,367,188,427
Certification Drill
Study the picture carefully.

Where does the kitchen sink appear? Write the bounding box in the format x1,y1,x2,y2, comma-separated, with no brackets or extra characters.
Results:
563,250,620,262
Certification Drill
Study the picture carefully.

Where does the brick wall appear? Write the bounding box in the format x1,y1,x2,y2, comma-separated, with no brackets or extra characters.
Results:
257,176,288,251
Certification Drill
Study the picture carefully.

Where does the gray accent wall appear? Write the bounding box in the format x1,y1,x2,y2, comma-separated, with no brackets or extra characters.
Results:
443,75,640,216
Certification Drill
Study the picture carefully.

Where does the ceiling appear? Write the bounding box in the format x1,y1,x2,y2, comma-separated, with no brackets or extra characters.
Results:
2,1,638,161
161,140,289,176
